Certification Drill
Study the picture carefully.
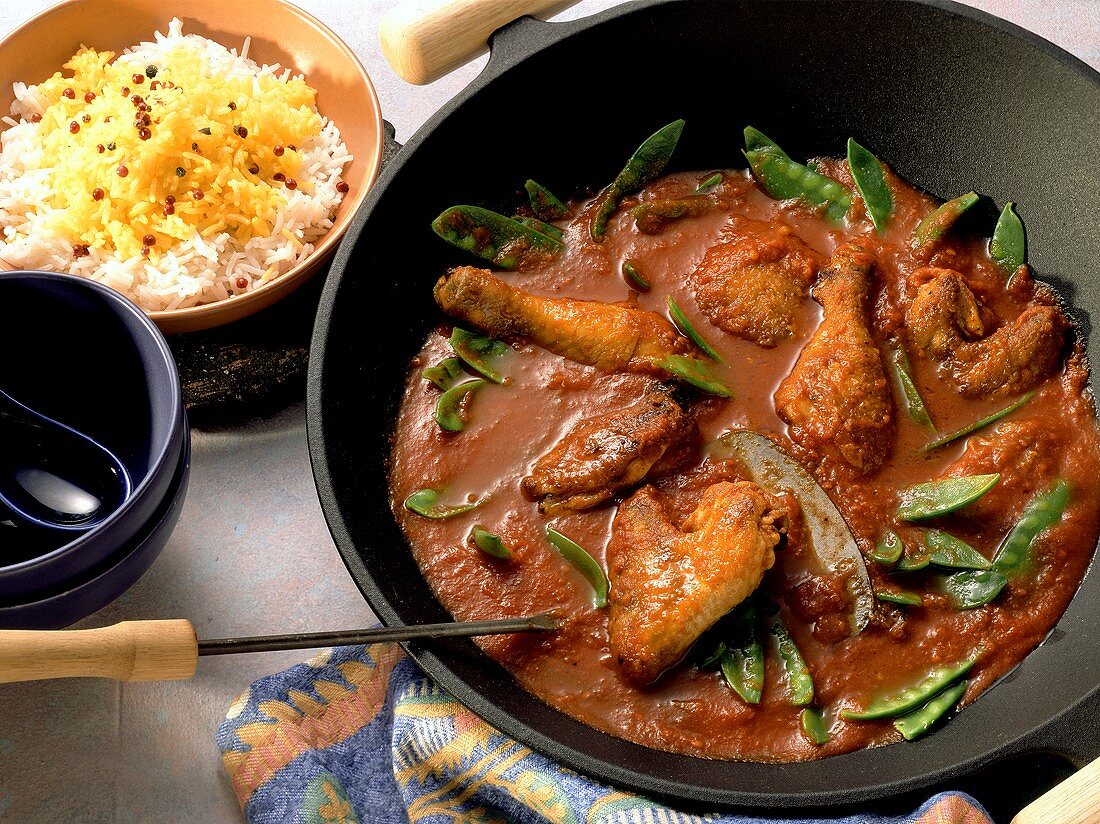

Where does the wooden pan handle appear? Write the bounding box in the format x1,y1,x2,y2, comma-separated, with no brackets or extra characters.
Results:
379,0,580,85
0,620,198,683
1012,756,1100,823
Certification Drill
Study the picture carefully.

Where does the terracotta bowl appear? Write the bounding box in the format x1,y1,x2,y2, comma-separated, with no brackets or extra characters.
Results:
0,0,384,333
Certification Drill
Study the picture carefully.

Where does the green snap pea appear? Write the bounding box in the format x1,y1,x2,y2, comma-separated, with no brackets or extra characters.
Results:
545,527,609,608
925,530,992,570
743,126,790,159
847,138,893,232
667,297,722,361
403,488,485,520
720,600,764,704
632,196,711,234
769,614,814,706
744,148,852,224
432,205,563,269
470,526,513,560
524,179,568,221
841,658,974,721
695,172,723,192
888,342,934,429
800,707,831,745
591,119,685,242
621,260,650,291
895,544,932,572
449,328,509,384
657,355,732,397
992,479,1071,575
919,393,1033,453
990,202,1026,275
870,531,905,566
514,215,565,242
913,192,979,251
896,474,1000,521
894,680,968,741
942,569,1007,609
875,587,924,607
422,356,464,390
434,379,485,432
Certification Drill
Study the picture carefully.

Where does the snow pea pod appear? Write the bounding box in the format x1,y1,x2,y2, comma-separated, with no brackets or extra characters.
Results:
992,479,1071,575
894,679,967,741
800,707,831,745
524,179,568,221
895,543,932,572
657,355,732,397
695,172,723,193
925,530,992,570
942,568,1007,609
545,526,609,608
591,119,686,242
744,148,852,224
667,297,722,362
422,356,464,390
888,341,934,429
769,614,814,706
875,587,923,607
870,530,904,566
433,205,563,269
841,658,974,721
514,216,564,243
919,392,1033,453
434,379,485,432
471,526,512,560
404,488,485,520
990,202,1026,275
896,474,1000,521
847,138,893,232
621,260,650,291
913,192,979,251
449,328,509,384
743,126,790,159
720,600,764,704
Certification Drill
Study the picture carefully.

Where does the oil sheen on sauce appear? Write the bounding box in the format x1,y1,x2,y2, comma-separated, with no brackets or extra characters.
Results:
389,163,1100,762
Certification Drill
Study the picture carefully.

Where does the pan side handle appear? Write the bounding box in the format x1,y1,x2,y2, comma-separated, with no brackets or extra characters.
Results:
380,0,581,85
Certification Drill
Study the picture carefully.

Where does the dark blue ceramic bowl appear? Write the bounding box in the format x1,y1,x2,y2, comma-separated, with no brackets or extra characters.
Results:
0,434,189,628
0,272,186,600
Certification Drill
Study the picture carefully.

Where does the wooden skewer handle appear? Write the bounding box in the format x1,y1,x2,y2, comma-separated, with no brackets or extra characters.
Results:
0,620,198,684
379,0,580,85
1012,755,1100,823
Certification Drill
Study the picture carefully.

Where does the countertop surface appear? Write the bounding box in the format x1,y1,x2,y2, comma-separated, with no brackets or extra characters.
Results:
0,1,1097,821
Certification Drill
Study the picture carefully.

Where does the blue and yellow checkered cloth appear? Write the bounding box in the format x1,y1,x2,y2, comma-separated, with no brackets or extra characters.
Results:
216,644,993,824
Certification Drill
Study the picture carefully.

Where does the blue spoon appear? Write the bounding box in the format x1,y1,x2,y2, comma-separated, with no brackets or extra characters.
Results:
0,389,132,532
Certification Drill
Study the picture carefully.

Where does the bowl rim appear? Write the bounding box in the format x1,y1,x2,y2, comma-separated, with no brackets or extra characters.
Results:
0,0,385,330
0,270,183,579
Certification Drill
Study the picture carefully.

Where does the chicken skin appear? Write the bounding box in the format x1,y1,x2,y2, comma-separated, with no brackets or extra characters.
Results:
690,225,823,347
906,267,1066,398
607,481,787,686
774,241,895,474
434,266,689,373
522,384,694,514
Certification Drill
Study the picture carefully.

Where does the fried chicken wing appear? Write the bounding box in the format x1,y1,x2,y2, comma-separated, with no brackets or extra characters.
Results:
774,241,895,474
607,481,787,685
689,225,823,347
522,384,694,513
434,266,689,373
906,267,1067,398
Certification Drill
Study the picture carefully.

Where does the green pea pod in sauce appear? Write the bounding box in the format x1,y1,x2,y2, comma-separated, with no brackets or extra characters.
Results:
841,658,974,721
800,707,831,746
924,530,993,570
769,614,814,706
449,328,510,384
434,379,485,432
894,679,968,741
919,393,1033,453
622,260,650,291
896,474,1000,521
432,205,563,269
514,215,565,243
470,526,513,560
524,179,568,221
743,148,852,225
875,588,923,607
990,202,1026,275
667,297,722,361
846,138,894,232
591,119,686,242
870,531,905,566
545,527,609,608
657,355,732,397
695,172,723,193
422,356,464,390
913,191,979,251
720,600,764,704
942,568,1008,609
404,489,486,520
888,341,934,429
992,479,1071,575
743,126,790,159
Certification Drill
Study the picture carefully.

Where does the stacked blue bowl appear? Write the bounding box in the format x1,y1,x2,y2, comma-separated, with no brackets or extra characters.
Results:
0,272,189,629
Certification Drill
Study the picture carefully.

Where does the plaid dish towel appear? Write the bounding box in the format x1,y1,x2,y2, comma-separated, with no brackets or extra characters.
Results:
216,644,993,824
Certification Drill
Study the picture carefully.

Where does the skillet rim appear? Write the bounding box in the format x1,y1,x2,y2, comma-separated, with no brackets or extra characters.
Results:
307,0,1100,808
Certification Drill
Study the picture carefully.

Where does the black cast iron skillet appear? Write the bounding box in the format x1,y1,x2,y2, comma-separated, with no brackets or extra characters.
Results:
307,0,1100,810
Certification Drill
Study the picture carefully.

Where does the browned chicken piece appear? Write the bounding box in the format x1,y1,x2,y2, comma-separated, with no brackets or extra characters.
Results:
906,267,1067,399
606,481,787,686
690,225,823,347
522,384,694,514
434,266,689,373
774,241,895,474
